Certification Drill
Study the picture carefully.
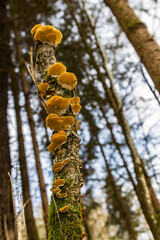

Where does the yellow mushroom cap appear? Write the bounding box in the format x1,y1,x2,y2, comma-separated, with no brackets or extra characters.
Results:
52,162,63,170
48,131,67,153
47,62,66,77
52,159,70,172
38,83,49,96
57,72,77,90
34,25,62,46
70,97,80,105
52,178,65,188
46,113,74,132
52,188,61,194
46,95,70,115
31,24,43,35
71,103,82,115
56,192,68,199
51,131,67,143
59,206,70,213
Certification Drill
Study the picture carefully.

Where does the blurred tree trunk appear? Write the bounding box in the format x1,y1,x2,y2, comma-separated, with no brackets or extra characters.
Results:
10,71,39,240
10,0,49,235
82,105,138,239
35,41,82,239
97,137,138,240
64,1,160,239
104,0,160,94
0,1,16,239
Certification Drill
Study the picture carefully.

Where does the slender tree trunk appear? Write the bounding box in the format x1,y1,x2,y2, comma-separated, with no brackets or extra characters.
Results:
35,39,82,239
104,0,160,94
10,71,39,240
82,104,138,239
64,1,160,238
0,73,16,240
10,1,49,234
97,137,138,240
0,1,16,238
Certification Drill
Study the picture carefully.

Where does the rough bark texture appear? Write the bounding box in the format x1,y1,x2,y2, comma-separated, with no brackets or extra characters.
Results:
36,42,82,239
0,1,16,238
104,0,160,94
64,1,160,239
10,1,49,233
11,72,39,240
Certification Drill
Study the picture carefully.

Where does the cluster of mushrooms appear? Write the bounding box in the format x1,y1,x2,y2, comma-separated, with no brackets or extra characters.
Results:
31,24,82,213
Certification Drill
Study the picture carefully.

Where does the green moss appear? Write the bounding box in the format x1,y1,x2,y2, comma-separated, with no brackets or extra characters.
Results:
48,196,82,240
128,20,142,30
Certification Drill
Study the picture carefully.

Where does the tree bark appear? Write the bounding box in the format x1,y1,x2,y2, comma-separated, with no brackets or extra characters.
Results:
104,0,160,94
35,40,82,240
0,0,17,238
10,72,39,240
9,0,49,234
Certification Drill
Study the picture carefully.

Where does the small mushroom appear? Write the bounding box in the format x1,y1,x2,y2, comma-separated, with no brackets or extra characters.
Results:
57,72,77,90
52,178,65,188
32,25,62,46
48,131,67,153
46,114,74,132
31,24,43,35
38,83,49,96
59,206,70,213
52,159,70,172
56,192,68,199
46,95,70,115
47,62,66,77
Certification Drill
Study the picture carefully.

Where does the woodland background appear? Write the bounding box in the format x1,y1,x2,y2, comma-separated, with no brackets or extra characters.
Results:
1,0,160,239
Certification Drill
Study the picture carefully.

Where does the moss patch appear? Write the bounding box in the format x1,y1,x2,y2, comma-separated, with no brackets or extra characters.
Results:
128,20,142,30
48,196,82,240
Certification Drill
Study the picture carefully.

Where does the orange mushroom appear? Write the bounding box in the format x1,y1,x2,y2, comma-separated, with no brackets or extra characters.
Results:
71,103,82,115
48,131,67,153
56,192,68,199
59,206,70,213
46,95,70,115
46,113,74,131
52,177,65,188
32,25,62,46
52,188,61,194
38,83,49,96
47,62,66,77
70,97,81,115
70,97,80,105
57,72,77,90
31,24,43,35
52,159,70,172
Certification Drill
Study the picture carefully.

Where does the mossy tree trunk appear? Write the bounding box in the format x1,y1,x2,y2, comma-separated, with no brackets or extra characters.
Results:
104,0,160,94
35,42,82,239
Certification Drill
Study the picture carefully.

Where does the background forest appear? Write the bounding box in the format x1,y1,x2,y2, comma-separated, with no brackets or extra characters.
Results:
1,0,160,239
